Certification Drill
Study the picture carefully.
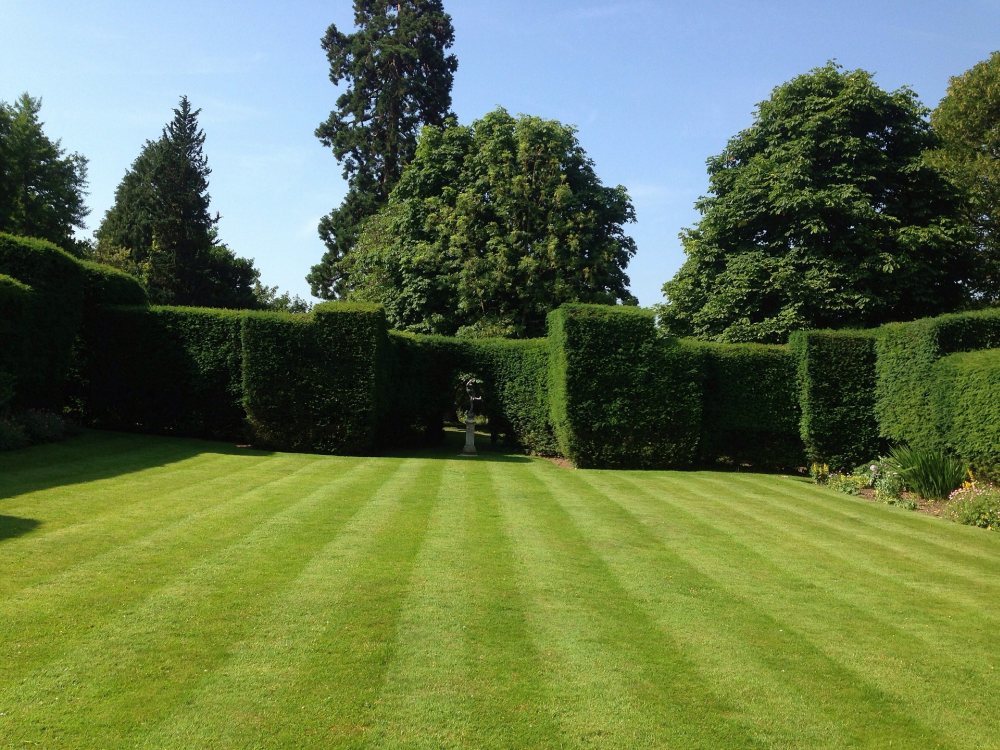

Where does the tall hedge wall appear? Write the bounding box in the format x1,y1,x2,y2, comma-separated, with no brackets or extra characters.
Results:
698,341,803,468
548,304,703,469
0,273,33,407
75,305,247,439
875,308,1000,450
241,302,387,454
789,329,879,469
929,349,1000,480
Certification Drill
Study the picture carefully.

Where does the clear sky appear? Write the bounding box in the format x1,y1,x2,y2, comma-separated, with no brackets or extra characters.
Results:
2,1,997,306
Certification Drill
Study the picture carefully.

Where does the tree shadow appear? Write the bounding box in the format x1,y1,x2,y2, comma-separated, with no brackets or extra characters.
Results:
381,427,534,463
0,514,41,541
0,429,275,500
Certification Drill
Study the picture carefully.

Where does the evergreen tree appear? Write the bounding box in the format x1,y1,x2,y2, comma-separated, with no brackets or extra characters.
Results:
95,97,260,307
660,63,976,344
0,93,89,254
308,0,458,299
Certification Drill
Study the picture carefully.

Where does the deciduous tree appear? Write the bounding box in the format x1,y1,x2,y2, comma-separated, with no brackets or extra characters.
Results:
660,63,976,343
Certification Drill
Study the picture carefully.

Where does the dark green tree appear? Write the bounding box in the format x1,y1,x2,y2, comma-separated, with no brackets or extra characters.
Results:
929,51,1000,302
660,63,976,344
95,97,260,307
341,108,637,338
308,0,458,299
0,93,89,254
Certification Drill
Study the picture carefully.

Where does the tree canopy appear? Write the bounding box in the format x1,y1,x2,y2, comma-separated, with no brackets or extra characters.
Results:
929,50,1000,303
659,63,976,344
0,93,89,254
340,108,638,338
94,97,261,307
308,0,458,299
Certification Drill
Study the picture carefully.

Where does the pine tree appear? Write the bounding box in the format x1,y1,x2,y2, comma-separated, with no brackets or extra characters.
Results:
308,0,458,299
96,97,260,307
0,93,89,254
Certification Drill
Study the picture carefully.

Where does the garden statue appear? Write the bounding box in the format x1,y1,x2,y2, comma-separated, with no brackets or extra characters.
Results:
461,377,482,456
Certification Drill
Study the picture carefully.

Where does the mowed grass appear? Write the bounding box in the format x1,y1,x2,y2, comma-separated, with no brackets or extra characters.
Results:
1,432,998,749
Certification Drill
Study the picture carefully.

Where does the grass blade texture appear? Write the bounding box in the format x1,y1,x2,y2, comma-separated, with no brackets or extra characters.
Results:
1,431,998,749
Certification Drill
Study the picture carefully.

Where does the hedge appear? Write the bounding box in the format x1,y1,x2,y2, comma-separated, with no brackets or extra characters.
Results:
790,329,879,469
930,349,1000,480
241,303,387,453
548,304,703,469
698,341,803,468
78,259,149,307
875,308,1000,450
0,274,33,408
75,305,247,439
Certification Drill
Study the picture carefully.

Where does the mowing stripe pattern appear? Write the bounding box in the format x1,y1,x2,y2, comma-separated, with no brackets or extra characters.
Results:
1,432,998,749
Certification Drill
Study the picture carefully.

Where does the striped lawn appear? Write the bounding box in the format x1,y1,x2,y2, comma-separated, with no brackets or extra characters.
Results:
1,431,998,749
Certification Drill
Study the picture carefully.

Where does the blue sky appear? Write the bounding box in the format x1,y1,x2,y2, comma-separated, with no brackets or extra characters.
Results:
2,0,997,306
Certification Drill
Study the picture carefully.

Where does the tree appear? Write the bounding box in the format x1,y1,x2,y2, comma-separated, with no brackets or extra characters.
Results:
0,93,89,254
340,108,638,338
659,63,977,344
308,0,458,299
929,51,1000,302
95,97,260,307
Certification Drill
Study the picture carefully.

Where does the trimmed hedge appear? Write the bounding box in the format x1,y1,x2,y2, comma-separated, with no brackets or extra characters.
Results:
78,259,149,307
0,234,84,407
698,341,803,468
0,274,33,408
876,308,1000,450
75,305,247,439
241,303,387,453
790,329,879,469
930,349,1000,480
548,304,703,469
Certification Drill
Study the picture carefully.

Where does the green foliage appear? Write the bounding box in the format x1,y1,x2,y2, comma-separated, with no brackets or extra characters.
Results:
0,415,28,451
930,349,1000,480
310,0,458,299
885,444,967,501
0,233,83,407
547,304,703,469
929,51,1000,302
660,62,976,343
241,303,387,453
18,409,69,443
826,472,869,496
342,109,638,337
946,483,1000,530
94,97,261,308
78,259,149,307
697,341,803,467
74,305,248,439
0,93,89,254
790,329,879,470
875,307,1000,451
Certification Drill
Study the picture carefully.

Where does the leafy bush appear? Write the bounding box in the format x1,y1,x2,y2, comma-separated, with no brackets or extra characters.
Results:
946,484,1000,530
19,409,67,443
789,329,879,470
827,473,869,496
930,349,1000,480
876,308,1000,451
885,444,967,500
0,416,28,451
548,304,703,469
697,341,803,468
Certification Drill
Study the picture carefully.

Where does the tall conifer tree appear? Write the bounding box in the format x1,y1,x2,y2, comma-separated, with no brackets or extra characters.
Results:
308,0,458,299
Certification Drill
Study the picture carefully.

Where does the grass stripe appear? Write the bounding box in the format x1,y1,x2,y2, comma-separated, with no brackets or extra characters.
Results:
132,459,444,749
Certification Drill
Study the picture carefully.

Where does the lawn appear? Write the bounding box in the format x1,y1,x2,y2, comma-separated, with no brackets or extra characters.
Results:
1,432,997,749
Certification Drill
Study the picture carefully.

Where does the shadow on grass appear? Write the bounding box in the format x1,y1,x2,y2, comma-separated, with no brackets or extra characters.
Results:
381,427,534,463
0,429,275,501
0,514,41,541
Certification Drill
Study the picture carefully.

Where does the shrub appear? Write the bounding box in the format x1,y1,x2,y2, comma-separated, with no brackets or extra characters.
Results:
548,304,703,469
241,303,387,453
19,409,67,443
946,484,1000,530
697,341,802,467
930,349,1000,480
885,444,967,500
789,329,879,470
0,416,29,451
876,308,1000,450
827,473,869,496
78,259,148,307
